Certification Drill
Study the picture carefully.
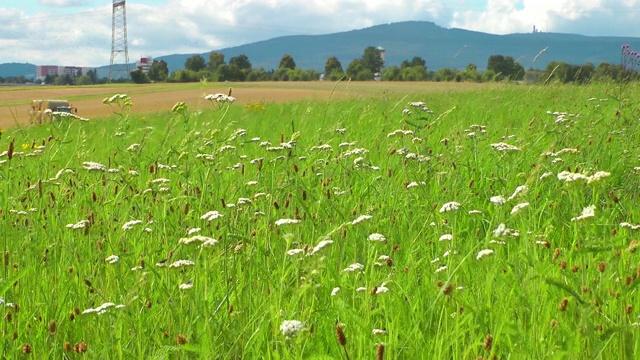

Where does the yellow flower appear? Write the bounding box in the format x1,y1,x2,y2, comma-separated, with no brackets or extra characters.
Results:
21,143,29,150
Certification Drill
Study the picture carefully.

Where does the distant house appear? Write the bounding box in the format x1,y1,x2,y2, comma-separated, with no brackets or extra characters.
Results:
136,56,153,73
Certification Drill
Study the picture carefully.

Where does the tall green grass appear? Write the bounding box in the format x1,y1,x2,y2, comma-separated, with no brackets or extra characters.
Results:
0,83,639,359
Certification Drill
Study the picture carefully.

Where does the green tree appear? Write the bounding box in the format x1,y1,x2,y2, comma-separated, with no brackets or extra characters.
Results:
75,75,93,85
185,55,206,72
207,52,225,72
130,67,150,84
383,65,401,81
410,56,426,68
346,59,367,79
362,46,384,74
487,55,524,81
324,56,343,75
148,60,169,82
279,54,296,70
229,55,252,71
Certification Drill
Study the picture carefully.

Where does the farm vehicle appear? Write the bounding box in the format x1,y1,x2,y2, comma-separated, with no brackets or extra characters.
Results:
29,100,78,124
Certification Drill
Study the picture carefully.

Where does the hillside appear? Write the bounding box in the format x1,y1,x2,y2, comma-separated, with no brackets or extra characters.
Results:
0,62,36,78
4,21,640,78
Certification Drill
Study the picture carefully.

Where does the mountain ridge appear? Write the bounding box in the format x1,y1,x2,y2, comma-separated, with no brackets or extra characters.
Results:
2,21,638,79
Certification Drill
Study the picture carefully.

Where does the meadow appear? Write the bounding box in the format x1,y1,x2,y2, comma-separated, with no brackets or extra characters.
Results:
0,81,639,359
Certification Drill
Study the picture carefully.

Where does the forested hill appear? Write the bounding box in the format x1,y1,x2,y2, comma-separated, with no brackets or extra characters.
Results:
3,21,640,78
149,21,639,73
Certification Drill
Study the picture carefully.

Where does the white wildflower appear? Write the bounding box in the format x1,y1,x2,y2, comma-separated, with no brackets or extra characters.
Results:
571,205,595,222
309,239,333,255
122,220,143,230
372,329,387,335
187,228,201,235
287,248,305,256
557,171,589,182
200,211,223,221
539,172,553,180
179,235,218,246
343,263,365,272
246,180,259,186
275,218,301,226
476,249,494,260
435,265,447,273
490,142,521,151
439,201,461,213
439,234,453,242
82,161,107,171
127,143,140,151
331,287,340,296
168,260,195,268
356,287,367,292
105,255,119,264
179,282,193,290
368,233,387,243
587,171,611,184
128,170,139,176
280,320,305,338
492,223,520,237
375,284,390,294
351,215,372,225
468,210,483,215
507,185,527,201
620,222,640,230
510,202,530,215
66,220,89,229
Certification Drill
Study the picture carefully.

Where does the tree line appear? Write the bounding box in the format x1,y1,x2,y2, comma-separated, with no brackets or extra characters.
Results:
5,45,633,85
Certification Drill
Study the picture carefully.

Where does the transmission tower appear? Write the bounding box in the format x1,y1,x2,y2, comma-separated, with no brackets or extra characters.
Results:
109,0,130,81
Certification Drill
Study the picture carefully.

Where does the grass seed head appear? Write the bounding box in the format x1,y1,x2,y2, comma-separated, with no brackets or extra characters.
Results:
176,334,187,345
376,343,385,360
483,334,493,351
558,298,568,312
22,344,32,354
335,324,347,346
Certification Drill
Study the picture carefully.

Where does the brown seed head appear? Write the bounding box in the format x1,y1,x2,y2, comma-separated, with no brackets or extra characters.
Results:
558,260,567,270
63,342,72,352
176,334,187,345
483,334,493,351
625,304,633,315
628,240,639,253
22,344,32,354
48,320,56,334
552,248,561,261
74,342,87,353
571,265,579,273
335,324,347,347
558,298,568,312
376,343,385,360
597,262,606,273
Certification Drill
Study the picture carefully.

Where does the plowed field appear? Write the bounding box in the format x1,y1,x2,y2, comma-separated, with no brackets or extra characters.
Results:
0,81,494,129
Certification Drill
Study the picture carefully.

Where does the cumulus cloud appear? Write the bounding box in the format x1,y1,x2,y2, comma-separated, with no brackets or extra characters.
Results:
451,0,640,36
39,0,88,7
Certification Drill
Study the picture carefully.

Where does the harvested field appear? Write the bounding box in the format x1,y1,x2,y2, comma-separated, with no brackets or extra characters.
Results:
0,81,497,129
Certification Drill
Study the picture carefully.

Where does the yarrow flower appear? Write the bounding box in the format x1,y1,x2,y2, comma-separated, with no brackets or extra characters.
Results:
275,218,301,226
571,205,595,222
490,196,506,205
66,220,89,229
490,143,521,152
331,287,340,296
476,249,495,260
81,302,124,315
179,282,193,290
368,233,387,243
200,211,223,221
105,255,119,264
510,202,530,215
309,239,333,255
343,263,365,272
439,202,461,213
280,320,305,338
122,220,143,230
439,234,453,241
492,223,520,238
168,260,195,268
82,161,107,171
179,235,218,247
351,215,372,225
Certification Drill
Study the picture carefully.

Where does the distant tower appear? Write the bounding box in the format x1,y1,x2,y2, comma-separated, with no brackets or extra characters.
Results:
109,0,130,81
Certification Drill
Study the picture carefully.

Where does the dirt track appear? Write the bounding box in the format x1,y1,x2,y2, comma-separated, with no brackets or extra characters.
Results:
0,81,494,129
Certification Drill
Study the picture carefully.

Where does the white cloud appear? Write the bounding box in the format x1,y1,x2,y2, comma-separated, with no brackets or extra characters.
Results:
451,0,640,36
39,0,88,7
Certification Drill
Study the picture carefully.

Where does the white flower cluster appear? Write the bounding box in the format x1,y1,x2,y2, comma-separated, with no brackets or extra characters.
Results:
82,302,125,315
557,170,610,184
490,142,522,152
571,205,595,222
280,320,305,338
204,93,236,103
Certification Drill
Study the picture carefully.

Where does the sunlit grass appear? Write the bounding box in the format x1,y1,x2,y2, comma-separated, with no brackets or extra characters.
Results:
0,83,639,358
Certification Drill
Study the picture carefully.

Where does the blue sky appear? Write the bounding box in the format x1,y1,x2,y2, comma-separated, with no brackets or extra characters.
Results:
1,0,639,67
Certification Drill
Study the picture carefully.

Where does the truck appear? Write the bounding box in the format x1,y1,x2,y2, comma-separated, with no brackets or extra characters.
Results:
29,100,78,124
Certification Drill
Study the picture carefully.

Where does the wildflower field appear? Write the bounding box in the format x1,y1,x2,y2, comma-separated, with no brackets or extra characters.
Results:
1,82,639,359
